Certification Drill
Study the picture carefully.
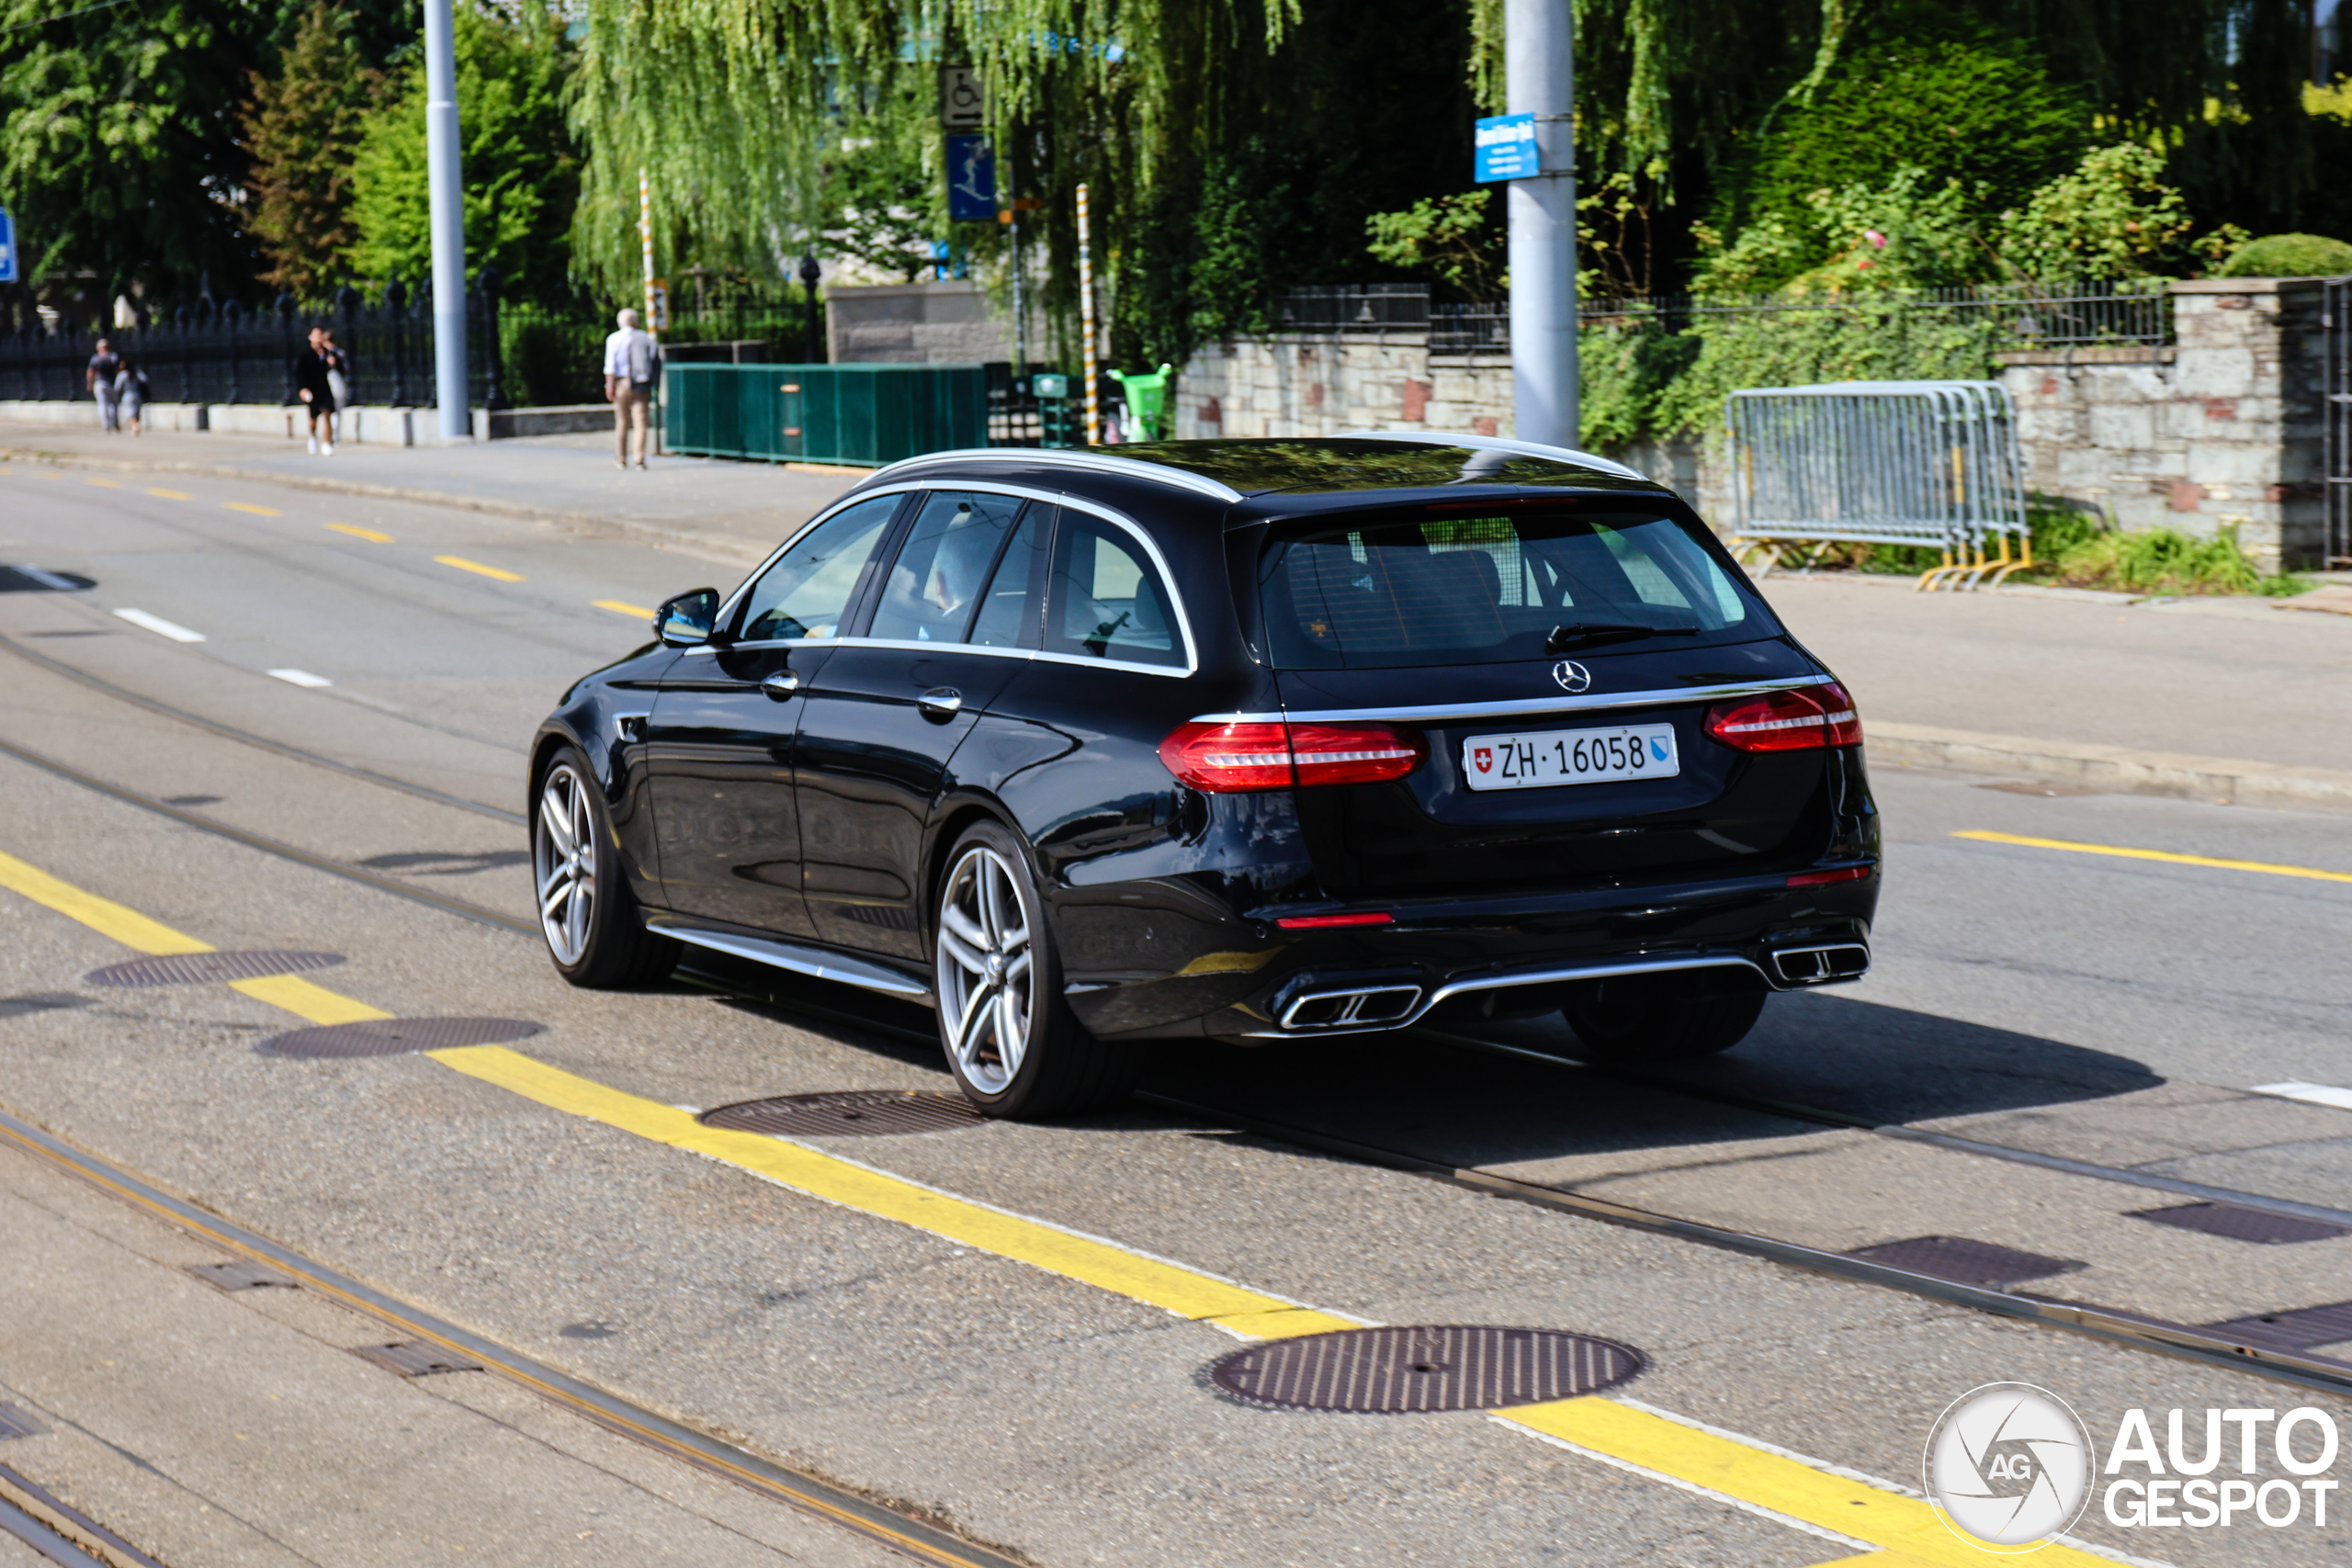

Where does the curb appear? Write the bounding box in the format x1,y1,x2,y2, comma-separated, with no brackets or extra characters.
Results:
1871,721,2352,815
0,443,776,567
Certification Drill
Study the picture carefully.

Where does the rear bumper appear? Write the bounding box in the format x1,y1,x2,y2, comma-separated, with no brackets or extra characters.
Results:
1066,868,1878,1041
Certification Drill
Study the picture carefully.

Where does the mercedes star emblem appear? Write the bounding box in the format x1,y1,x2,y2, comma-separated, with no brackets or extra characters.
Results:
1552,660,1593,694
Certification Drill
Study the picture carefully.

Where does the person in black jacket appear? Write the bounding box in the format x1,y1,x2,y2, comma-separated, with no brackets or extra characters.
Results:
296,325,337,455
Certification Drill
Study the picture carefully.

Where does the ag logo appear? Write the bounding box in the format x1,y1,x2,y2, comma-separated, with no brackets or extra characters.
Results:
1925,1382,2091,1551
1473,747,1494,774
1551,660,1591,694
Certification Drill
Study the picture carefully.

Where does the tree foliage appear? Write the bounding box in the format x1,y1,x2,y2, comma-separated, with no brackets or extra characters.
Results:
347,0,579,299
239,3,386,296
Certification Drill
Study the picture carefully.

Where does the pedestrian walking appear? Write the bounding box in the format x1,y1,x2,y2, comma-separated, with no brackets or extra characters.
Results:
295,325,337,455
603,309,658,469
87,338,123,434
320,329,351,448
116,354,149,436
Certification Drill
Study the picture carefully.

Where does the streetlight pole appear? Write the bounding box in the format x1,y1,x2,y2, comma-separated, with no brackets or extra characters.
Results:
423,0,469,441
1506,0,1577,447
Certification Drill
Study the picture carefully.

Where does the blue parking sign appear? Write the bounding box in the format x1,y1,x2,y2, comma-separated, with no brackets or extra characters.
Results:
1474,113,1539,182
946,135,997,221
0,208,17,284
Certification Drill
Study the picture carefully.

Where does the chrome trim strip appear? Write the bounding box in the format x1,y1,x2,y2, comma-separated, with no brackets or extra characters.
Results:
1329,428,1651,483
646,918,934,1002
1237,953,1770,1038
865,446,1246,503
1193,674,1836,728
718,481,1198,675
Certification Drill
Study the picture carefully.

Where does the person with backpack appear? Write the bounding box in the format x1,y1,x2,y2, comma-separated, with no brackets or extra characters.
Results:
115,353,150,435
87,338,123,433
603,308,658,469
296,324,337,455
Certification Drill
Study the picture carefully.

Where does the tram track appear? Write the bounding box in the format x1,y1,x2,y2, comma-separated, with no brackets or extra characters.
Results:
7,697,2350,1403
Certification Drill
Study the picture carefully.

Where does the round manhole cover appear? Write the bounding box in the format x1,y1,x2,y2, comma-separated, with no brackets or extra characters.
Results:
1206,1325,1645,1413
256,1017,542,1058
699,1090,985,1137
87,951,345,987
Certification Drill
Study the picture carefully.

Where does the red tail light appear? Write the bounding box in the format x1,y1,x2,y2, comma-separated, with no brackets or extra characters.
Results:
1703,682,1861,752
1159,721,1426,792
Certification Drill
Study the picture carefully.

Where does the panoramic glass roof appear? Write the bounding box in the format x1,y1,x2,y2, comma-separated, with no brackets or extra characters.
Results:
1109,438,1662,496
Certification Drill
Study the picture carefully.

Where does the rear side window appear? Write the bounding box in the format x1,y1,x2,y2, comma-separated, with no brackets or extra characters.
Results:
867,490,1029,643
736,494,901,642
1044,513,1184,668
1259,508,1773,669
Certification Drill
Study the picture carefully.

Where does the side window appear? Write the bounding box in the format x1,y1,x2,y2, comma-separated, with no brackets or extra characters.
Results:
866,491,1027,644
1044,514,1184,668
967,506,1046,649
736,495,900,642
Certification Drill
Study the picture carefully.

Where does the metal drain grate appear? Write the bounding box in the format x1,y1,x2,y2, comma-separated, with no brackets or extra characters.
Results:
2130,1202,2352,1246
0,565,95,593
2204,1301,2352,1351
256,1017,542,1058
1843,1235,2086,1290
87,951,345,987
700,1090,986,1138
1206,1325,1645,1413
187,1260,296,1292
351,1342,482,1378
0,1403,46,1440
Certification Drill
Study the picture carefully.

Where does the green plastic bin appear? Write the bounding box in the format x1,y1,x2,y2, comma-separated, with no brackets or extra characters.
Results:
663,362,989,466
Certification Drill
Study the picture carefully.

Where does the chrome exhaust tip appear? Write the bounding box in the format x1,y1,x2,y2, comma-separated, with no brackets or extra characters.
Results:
1769,943,1871,985
1277,984,1424,1031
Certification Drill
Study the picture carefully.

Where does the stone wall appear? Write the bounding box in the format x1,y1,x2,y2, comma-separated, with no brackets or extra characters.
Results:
1996,277,2328,571
825,281,1043,366
1175,278,2330,566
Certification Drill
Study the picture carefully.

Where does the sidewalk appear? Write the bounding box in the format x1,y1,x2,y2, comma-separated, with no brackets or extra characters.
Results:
8,420,2352,814
0,420,865,567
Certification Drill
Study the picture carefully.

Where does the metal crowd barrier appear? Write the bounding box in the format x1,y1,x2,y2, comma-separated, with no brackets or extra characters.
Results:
1726,380,2030,591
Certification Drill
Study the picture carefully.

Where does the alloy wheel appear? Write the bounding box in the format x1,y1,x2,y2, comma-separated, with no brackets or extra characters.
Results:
535,761,598,965
935,845,1033,1094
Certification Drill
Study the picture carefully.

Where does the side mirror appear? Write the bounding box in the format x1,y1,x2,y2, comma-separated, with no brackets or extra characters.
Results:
654,588,723,647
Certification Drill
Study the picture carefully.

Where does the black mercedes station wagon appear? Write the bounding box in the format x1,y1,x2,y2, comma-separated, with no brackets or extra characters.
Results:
531,435,1879,1116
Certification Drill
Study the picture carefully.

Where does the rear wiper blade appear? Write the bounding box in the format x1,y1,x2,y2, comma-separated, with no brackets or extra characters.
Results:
1544,622,1701,651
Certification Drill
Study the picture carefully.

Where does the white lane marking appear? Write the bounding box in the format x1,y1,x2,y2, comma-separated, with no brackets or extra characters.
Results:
112,609,206,643
2253,1081,2352,1111
266,668,334,689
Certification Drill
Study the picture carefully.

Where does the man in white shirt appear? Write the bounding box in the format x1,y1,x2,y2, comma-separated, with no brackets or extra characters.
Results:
603,309,658,469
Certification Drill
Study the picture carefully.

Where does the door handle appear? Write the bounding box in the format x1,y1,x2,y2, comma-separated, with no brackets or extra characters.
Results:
760,671,802,700
917,686,964,720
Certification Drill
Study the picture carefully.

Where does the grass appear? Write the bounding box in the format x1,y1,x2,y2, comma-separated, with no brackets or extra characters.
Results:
1835,509,2311,597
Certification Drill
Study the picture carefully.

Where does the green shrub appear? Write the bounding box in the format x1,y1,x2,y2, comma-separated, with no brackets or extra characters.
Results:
2215,233,2352,277
2035,523,2306,596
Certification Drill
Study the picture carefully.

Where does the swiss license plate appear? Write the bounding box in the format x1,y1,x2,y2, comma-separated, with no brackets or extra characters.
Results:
1462,723,1679,791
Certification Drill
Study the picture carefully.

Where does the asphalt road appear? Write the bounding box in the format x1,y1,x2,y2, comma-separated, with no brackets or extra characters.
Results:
3,462,2350,1568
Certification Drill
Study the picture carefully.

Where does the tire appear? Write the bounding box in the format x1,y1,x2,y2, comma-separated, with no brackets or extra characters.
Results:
1556,970,1767,1066
534,747,679,988
932,821,1139,1119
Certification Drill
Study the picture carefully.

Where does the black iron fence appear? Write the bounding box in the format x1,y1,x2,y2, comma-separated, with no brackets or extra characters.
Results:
1276,280,2178,355
0,282,829,412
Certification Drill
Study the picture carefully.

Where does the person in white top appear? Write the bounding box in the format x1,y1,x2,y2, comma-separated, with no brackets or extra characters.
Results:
603,309,659,469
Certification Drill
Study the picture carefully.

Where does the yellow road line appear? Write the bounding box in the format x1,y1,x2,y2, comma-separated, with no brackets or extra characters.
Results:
1500,1398,2125,1567
224,502,281,517
85,478,120,489
435,555,525,582
592,599,655,619
231,975,392,1023
428,1045,1355,1340
147,488,192,500
1955,829,2352,886
326,523,392,543
0,850,213,955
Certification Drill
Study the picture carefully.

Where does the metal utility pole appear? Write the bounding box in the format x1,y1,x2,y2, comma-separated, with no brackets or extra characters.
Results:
1506,0,1577,447
423,0,469,440
1077,183,1099,446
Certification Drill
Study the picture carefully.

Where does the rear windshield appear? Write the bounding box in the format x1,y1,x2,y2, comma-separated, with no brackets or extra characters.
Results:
1258,508,1778,670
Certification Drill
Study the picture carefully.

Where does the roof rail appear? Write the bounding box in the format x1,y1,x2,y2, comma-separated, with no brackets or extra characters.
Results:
865,447,1245,503
1330,429,1650,483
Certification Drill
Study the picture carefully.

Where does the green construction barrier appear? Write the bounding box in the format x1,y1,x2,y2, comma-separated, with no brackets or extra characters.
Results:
663,362,989,466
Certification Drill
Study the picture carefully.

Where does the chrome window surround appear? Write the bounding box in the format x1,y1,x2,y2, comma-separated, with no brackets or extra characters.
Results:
1329,429,1652,483
1191,673,1838,728
707,480,1200,678
865,447,1246,503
